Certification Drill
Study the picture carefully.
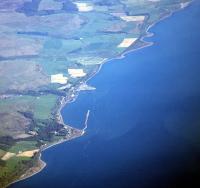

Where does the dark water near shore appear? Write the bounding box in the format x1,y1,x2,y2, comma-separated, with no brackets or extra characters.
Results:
12,2,200,188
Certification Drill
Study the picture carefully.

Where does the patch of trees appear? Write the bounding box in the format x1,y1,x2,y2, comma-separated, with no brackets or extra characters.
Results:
0,159,6,167
36,119,64,142
0,136,15,150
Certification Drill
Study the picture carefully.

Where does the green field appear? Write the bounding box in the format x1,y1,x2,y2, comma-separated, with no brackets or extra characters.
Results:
9,141,38,154
33,95,58,120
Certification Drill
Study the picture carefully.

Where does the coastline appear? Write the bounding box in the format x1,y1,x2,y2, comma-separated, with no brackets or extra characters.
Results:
8,1,192,187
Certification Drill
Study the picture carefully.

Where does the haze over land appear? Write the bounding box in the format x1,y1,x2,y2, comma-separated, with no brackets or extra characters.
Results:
0,0,191,187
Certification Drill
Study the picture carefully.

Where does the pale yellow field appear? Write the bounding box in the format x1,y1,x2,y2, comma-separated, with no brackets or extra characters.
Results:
74,2,93,12
68,69,86,78
118,38,138,48
51,74,68,84
17,149,39,158
120,15,145,22
1,152,16,161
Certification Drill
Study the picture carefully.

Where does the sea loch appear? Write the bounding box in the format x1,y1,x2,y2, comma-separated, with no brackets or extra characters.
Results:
11,1,200,188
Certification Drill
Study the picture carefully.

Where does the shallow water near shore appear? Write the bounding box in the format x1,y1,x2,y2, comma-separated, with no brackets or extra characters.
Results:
11,2,200,188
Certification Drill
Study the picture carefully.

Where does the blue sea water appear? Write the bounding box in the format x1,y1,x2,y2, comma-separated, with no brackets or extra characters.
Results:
11,2,200,188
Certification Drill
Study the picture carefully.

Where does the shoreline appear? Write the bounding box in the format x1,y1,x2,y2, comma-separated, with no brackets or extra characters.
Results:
8,128,84,188
8,1,192,187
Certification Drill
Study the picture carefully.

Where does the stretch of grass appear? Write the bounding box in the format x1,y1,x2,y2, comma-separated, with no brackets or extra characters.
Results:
0,149,6,158
0,156,33,188
33,94,58,120
8,141,38,154
0,94,58,120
